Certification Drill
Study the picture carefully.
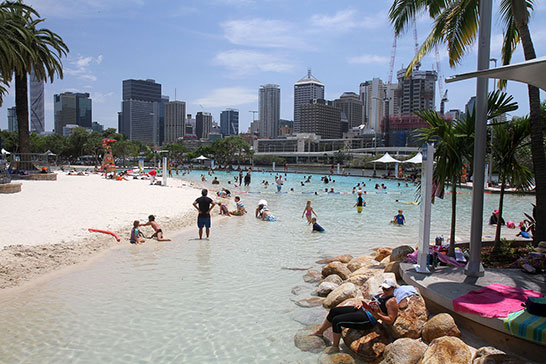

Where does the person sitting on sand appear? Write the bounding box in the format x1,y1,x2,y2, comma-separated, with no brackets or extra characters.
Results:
130,221,145,244
310,279,400,353
256,201,276,222
218,202,231,216
140,215,171,241
311,217,325,233
232,196,247,215
392,209,405,225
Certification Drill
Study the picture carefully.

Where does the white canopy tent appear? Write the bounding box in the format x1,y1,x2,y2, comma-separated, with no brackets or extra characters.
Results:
402,152,423,164
372,152,402,164
195,155,209,160
1,148,10,155
446,55,546,91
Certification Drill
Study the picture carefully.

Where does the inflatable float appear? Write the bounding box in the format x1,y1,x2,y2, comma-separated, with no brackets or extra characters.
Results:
88,228,121,242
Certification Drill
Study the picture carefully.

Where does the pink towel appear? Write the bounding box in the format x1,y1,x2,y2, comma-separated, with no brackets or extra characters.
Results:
453,283,544,318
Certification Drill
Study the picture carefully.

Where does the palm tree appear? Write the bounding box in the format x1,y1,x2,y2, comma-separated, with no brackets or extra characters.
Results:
4,3,68,162
389,0,546,245
416,91,517,256
491,118,534,249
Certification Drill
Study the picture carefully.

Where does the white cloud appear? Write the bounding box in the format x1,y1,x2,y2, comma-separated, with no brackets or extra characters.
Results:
310,9,387,32
25,0,144,18
221,19,306,49
213,49,294,76
194,87,257,108
92,91,115,104
347,54,389,64
64,55,102,82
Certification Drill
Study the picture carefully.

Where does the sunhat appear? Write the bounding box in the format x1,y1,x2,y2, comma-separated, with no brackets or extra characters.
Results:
381,278,397,289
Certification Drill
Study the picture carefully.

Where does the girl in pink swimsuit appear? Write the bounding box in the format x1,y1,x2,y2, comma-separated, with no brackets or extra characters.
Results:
301,200,317,224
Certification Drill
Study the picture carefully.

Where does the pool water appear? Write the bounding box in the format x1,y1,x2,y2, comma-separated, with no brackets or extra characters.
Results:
0,171,534,363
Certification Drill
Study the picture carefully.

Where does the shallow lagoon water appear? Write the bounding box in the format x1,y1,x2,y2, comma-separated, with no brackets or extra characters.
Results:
0,171,534,363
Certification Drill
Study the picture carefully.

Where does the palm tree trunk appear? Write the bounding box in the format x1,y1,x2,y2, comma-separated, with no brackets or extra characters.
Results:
15,72,30,156
448,177,457,257
494,177,506,251
512,2,546,246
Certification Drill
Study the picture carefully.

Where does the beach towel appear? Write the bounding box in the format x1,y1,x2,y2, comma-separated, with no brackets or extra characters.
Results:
453,283,544,318
504,309,546,345
394,285,419,304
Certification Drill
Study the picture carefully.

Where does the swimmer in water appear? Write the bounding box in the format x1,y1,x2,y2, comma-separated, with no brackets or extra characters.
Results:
354,191,366,213
311,217,325,232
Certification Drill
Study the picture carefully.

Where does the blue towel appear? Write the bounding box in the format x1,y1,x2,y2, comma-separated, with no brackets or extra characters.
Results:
394,285,419,304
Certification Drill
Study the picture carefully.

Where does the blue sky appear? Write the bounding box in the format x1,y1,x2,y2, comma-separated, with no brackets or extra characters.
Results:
1,0,546,133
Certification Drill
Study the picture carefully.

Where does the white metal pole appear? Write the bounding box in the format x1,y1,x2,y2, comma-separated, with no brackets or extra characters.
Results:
272,161,275,172
416,143,434,273
337,163,340,174
466,0,491,277
162,157,167,187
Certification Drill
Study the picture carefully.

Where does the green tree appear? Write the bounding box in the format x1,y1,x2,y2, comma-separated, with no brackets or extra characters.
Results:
165,143,187,160
417,91,518,256
389,0,546,244
491,118,534,249
0,130,18,151
43,133,67,157
3,2,68,159
212,136,252,167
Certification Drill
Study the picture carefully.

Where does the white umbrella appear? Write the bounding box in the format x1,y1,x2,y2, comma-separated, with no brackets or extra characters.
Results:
44,150,56,156
372,152,401,163
195,155,209,160
1,148,10,155
402,152,422,164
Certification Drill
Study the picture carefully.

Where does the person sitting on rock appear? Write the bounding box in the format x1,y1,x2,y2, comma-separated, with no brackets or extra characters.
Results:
310,278,400,354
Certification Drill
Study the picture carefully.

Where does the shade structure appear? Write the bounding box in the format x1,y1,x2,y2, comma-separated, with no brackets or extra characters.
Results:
195,155,209,160
1,148,10,155
402,152,422,164
372,152,402,163
44,150,56,156
446,56,546,91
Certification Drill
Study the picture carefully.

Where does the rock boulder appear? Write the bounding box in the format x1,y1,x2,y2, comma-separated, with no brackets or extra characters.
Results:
347,255,376,272
316,255,354,264
379,338,428,364
472,347,526,364
422,313,461,343
323,283,358,308
390,245,415,262
317,282,339,297
374,248,393,262
342,325,390,362
296,297,324,308
419,336,471,364
322,274,343,285
303,269,322,283
318,352,356,364
322,262,352,280
294,324,327,353
391,295,428,339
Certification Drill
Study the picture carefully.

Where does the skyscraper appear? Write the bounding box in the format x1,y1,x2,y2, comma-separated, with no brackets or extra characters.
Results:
53,92,92,134
294,69,324,132
7,107,17,132
360,78,386,132
196,112,212,139
258,84,280,138
394,68,437,116
299,99,341,139
158,95,169,146
164,101,186,144
220,109,239,136
119,79,162,145
30,69,45,134
333,92,363,129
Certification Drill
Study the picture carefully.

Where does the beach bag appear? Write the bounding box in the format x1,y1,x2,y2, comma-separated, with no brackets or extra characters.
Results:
522,296,546,316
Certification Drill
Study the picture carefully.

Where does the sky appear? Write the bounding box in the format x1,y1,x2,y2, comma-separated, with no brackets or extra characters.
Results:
1,0,546,133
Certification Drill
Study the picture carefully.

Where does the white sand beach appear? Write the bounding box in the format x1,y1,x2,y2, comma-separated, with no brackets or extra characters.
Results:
0,173,214,289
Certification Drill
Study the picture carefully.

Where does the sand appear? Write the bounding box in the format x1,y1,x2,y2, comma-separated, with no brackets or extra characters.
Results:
0,173,217,289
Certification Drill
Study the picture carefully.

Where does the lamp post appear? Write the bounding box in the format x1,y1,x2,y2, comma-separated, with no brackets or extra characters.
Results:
373,136,377,176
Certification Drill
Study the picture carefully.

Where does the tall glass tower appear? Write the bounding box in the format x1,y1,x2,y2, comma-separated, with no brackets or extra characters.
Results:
258,84,280,138
220,109,239,136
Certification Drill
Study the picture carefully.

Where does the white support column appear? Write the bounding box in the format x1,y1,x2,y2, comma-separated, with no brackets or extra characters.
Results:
272,161,276,172
416,143,435,273
336,163,340,174
162,157,167,187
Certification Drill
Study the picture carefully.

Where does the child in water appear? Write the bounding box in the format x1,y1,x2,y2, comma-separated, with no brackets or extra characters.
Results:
311,217,325,232
354,191,366,213
302,200,317,224
140,215,171,241
392,209,405,225
231,196,247,216
130,220,145,244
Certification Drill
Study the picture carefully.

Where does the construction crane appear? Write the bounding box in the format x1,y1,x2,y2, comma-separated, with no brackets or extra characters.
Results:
388,14,420,83
388,36,397,84
440,90,449,115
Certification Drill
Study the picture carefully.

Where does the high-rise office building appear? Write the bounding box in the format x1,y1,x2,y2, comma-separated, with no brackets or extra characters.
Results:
164,101,186,144
258,84,280,138
294,69,324,132
394,68,437,116
30,69,45,134
279,119,294,136
465,96,476,117
91,121,104,133
196,112,212,139
360,78,392,133
299,99,341,139
220,109,239,136
7,107,17,132
185,114,196,137
53,92,92,134
119,79,162,145
158,95,169,146
333,92,363,129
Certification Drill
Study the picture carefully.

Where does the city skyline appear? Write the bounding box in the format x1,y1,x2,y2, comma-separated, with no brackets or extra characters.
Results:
1,0,546,133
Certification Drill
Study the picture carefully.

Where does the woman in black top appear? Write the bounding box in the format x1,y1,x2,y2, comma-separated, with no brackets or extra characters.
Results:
310,279,400,353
